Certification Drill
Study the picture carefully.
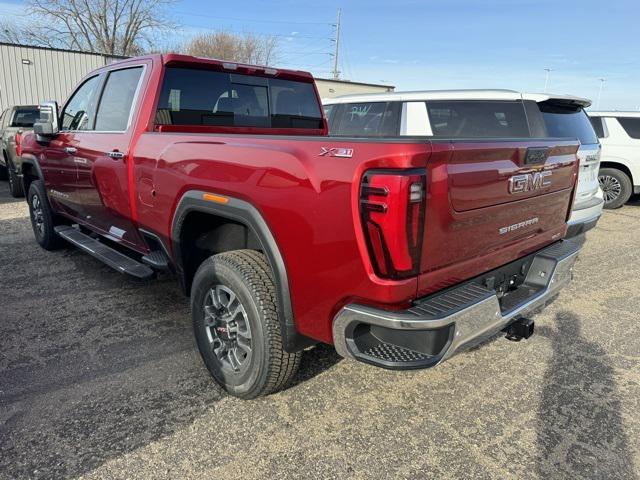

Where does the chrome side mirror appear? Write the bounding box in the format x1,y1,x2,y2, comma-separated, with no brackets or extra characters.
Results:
34,101,59,140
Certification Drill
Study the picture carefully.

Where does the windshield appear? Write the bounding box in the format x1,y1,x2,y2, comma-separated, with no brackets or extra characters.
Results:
538,102,597,146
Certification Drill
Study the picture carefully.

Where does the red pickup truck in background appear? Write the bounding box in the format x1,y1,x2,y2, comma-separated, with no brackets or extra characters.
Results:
20,54,583,398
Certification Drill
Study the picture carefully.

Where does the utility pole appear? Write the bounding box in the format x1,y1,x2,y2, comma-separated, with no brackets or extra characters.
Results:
596,78,606,109
543,68,552,92
332,8,341,80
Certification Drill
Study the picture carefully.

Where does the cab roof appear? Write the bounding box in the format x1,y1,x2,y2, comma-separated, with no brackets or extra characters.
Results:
104,53,315,83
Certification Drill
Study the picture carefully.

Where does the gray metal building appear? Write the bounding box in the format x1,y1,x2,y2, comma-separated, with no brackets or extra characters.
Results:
0,43,123,111
0,42,393,111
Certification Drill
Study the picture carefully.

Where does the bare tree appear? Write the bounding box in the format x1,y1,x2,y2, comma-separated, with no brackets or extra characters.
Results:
186,32,279,66
0,0,174,56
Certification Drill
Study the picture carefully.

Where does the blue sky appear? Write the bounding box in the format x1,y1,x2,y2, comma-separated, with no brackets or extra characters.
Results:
1,0,638,110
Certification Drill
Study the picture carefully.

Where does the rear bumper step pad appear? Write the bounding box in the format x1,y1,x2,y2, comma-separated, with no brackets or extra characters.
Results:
54,226,154,280
332,236,583,370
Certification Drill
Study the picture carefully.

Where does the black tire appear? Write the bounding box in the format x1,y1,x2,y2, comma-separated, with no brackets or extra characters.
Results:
0,161,7,181
599,167,632,209
191,250,301,399
7,159,24,197
27,180,65,250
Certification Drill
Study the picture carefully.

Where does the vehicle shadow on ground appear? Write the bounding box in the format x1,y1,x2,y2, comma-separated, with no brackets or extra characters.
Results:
0,189,23,205
535,311,635,479
290,344,342,388
0,229,343,479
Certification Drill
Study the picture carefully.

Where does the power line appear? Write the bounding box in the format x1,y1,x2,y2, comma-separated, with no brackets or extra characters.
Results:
174,10,333,26
174,22,332,41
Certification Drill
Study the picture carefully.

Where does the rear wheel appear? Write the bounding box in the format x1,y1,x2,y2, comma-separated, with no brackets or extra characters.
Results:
599,167,632,209
191,250,301,399
7,159,24,197
27,180,64,250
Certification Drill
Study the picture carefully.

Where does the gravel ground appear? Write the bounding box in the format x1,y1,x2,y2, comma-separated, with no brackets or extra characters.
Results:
1,181,639,480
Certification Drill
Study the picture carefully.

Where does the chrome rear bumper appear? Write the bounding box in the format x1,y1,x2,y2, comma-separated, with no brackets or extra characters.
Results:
332,237,582,369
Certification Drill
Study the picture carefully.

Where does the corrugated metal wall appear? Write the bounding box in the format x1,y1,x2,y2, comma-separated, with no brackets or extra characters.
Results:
315,78,395,99
0,43,122,111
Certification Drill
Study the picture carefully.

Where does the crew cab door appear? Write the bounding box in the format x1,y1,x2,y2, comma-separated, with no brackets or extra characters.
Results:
42,75,102,217
72,65,146,249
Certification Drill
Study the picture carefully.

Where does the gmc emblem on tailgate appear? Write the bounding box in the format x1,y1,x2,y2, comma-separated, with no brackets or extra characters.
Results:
508,171,552,194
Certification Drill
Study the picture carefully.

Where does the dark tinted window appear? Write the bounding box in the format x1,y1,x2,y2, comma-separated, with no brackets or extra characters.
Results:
155,67,323,129
95,67,143,131
538,102,597,145
523,100,546,137
62,75,101,131
11,108,39,127
617,117,640,139
332,102,400,136
589,116,605,138
426,100,529,138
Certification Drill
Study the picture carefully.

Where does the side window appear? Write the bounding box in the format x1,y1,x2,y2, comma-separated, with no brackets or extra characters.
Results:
61,75,101,131
95,67,143,131
589,116,606,138
426,100,530,138
323,104,335,120
333,102,400,136
617,117,640,139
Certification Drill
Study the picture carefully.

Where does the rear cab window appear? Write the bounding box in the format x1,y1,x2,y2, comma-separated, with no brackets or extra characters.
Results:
155,67,323,130
11,107,39,128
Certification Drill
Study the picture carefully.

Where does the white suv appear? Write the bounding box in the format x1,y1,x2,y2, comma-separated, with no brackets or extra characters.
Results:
588,112,640,208
324,90,603,237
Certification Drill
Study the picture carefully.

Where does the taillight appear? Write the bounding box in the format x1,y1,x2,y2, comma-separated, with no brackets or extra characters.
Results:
360,169,426,279
15,132,22,157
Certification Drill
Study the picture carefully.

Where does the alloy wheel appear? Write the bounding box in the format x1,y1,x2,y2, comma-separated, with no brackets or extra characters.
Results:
31,193,45,236
599,174,622,204
203,284,252,374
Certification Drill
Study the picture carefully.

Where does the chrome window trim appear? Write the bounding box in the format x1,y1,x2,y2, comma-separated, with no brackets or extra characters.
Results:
58,64,146,135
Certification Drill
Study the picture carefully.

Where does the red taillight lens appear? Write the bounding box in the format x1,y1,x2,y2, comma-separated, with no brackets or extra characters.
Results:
15,132,22,157
360,170,426,279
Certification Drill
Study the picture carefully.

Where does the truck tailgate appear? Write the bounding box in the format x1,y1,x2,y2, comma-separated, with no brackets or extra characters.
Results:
417,139,579,295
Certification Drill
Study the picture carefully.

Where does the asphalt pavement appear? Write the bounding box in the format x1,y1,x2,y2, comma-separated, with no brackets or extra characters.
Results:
1,181,639,480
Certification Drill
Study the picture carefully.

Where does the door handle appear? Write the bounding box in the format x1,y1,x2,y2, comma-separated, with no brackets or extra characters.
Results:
107,151,125,159
64,147,77,154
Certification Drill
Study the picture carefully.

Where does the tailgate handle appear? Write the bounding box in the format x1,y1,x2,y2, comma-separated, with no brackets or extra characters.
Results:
524,147,549,165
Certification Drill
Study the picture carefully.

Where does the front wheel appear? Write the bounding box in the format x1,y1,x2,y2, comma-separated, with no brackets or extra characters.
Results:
191,250,301,399
27,180,64,250
599,167,632,209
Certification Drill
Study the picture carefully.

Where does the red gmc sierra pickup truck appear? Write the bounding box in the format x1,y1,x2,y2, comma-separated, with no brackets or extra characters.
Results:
20,54,583,398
